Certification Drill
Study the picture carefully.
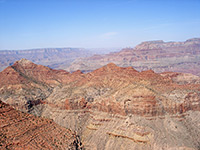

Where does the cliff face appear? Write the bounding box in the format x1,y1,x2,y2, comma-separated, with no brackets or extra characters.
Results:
134,38,200,50
66,38,200,76
1,60,200,150
0,47,92,72
1,38,200,76
0,100,83,150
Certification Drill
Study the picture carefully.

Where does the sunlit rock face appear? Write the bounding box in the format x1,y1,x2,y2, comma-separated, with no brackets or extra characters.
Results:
0,60,200,150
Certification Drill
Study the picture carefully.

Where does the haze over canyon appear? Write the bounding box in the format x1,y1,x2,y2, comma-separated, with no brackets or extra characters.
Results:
1,0,200,149
0,38,200,76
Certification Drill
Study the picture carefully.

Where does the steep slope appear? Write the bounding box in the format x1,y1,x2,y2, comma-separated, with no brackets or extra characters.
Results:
1,60,200,150
0,59,66,111
67,38,200,76
45,62,200,117
31,63,200,150
0,100,83,150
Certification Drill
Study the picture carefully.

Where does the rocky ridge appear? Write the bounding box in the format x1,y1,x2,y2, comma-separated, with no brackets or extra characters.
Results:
0,100,83,150
0,59,200,149
134,38,200,50
0,58,85,111
66,38,200,76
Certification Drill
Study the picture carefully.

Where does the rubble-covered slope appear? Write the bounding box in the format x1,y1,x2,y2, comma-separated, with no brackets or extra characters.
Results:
0,100,83,150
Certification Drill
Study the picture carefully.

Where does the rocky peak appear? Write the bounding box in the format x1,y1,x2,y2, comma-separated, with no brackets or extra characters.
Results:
185,38,200,45
185,38,200,42
0,59,73,88
15,58,33,66
90,63,120,76
134,38,200,50
140,69,158,78
72,70,83,75
141,40,164,44
134,40,164,50
141,69,155,74
105,63,119,69
100,63,120,73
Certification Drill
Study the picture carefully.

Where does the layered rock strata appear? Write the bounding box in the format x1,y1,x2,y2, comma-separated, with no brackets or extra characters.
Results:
0,100,83,150
0,48,92,72
1,59,200,150
67,38,200,76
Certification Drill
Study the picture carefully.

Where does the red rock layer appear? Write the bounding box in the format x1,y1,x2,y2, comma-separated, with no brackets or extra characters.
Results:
0,58,85,88
1,60,200,118
66,38,200,76
60,63,200,117
0,100,83,150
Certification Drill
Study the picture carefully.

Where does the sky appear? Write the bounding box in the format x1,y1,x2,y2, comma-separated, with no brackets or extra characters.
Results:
0,0,200,50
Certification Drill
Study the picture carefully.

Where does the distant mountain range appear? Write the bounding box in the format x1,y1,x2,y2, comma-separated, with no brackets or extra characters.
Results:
0,48,93,71
0,38,200,76
1,38,200,149
66,38,200,76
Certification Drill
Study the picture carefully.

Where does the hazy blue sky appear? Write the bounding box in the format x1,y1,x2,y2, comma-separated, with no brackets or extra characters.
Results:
0,0,200,50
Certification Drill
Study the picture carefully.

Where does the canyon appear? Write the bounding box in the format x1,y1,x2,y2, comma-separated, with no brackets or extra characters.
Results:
67,38,200,76
1,38,200,77
0,48,92,72
0,59,200,149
